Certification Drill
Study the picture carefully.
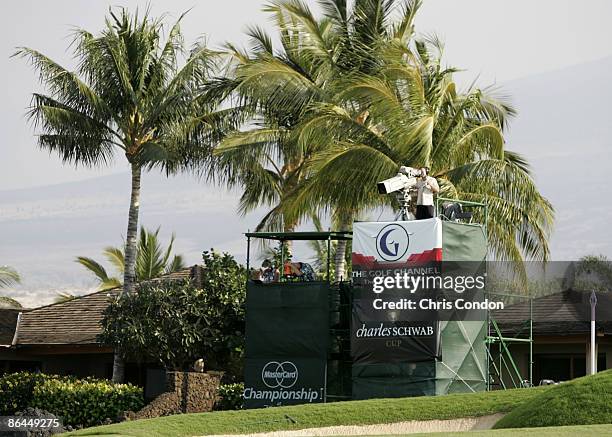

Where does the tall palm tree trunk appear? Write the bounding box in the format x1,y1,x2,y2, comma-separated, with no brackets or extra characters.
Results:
112,164,142,383
283,217,297,257
123,164,141,294
334,211,353,283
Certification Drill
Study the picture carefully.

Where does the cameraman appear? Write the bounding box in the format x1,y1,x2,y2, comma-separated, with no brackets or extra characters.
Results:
415,167,439,220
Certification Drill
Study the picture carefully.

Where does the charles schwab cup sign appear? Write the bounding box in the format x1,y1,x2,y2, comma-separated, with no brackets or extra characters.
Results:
351,219,443,364
244,358,326,408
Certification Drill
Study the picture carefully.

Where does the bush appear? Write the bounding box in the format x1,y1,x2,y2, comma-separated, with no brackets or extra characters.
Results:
100,250,246,379
32,378,143,427
0,372,143,427
0,372,74,415
215,383,244,410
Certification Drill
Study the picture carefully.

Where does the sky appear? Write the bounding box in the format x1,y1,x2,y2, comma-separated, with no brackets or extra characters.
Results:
1,0,612,306
2,0,612,190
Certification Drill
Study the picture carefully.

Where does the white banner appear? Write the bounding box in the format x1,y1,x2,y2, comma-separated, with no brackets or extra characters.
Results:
352,218,442,267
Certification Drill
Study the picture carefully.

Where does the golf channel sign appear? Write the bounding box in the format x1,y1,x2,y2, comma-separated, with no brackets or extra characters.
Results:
244,358,326,407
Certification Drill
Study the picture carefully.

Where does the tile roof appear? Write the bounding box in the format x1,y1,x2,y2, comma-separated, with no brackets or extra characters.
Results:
492,289,612,336
13,266,201,346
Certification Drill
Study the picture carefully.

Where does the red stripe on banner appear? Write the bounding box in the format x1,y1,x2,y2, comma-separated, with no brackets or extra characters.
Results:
352,248,442,269
407,248,443,263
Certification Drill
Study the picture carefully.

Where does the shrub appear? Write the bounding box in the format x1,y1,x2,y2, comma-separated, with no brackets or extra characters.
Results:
100,250,246,379
215,383,244,410
32,378,144,427
0,372,74,415
0,372,143,427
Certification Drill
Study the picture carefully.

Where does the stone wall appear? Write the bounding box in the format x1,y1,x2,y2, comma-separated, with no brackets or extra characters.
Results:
129,371,223,420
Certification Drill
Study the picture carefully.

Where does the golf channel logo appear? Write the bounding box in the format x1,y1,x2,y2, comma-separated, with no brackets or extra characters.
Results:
262,361,298,388
376,223,410,262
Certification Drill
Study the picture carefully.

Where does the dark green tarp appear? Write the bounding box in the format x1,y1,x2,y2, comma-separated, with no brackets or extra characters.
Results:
244,281,329,408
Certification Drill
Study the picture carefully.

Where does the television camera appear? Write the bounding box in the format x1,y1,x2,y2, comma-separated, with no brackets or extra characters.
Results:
377,166,423,220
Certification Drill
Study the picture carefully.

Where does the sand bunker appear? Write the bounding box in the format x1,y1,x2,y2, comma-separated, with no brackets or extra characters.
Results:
205,413,504,436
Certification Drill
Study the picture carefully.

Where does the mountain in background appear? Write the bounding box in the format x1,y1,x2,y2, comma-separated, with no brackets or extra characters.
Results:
1,57,611,307
502,55,612,260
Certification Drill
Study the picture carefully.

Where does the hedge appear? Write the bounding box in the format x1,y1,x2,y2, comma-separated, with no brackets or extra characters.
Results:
0,372,73,415
0,372,143,427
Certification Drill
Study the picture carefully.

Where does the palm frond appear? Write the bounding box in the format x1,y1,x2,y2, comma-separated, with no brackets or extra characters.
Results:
0,266,21,288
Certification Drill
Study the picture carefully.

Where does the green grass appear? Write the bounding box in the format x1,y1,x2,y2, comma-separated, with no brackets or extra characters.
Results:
494,369,612,429
69,370,612,436
69,386,548,437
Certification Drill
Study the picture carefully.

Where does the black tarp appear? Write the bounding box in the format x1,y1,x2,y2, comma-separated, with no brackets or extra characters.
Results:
244,281,329,408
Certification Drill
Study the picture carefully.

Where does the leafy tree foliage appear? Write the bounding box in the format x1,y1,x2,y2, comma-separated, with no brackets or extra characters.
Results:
0,266,23,308
0,266,20,288
17,8,230,381
76,226,185,290
215,0,553,272
99,251,246,380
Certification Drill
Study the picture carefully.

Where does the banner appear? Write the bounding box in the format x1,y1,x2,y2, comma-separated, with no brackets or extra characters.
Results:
351,219,442,365
244,282,329,408
244,358,326,407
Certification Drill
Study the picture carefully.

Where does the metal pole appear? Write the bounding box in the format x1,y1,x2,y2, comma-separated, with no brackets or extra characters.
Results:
280,240,285,282
246,235,251,272
327,236,331,281
486,306,490,391
590,290,597,374
529,297,533,386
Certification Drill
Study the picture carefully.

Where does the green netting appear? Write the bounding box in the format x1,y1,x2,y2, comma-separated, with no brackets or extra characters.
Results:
436,222,487,395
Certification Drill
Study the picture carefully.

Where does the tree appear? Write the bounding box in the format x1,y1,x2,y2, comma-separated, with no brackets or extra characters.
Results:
564,255,612,292
215,0,423,278
54,292,76,304
218,0,552,278
213,3,333,240
0,266,23,308
99,250,246,380
304,214,351,280
76,227,185,291
294,39,554,262
0,266,20,288
17,8,225,382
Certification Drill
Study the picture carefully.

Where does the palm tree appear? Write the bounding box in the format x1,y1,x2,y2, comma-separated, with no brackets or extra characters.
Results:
215,0,421,270
54,292,76,304
77,227,185,290
0,266,20,288
293,38,554,262
17,9,224,381
213,9,329,239
307,215,352,279
0,266,23,309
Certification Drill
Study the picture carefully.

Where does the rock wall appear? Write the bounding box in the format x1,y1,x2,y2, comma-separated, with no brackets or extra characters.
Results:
130,371,223,420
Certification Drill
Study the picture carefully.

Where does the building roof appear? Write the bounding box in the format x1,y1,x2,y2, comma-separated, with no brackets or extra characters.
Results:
0,309,22,346
13,266,202,346
492,289,612,336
